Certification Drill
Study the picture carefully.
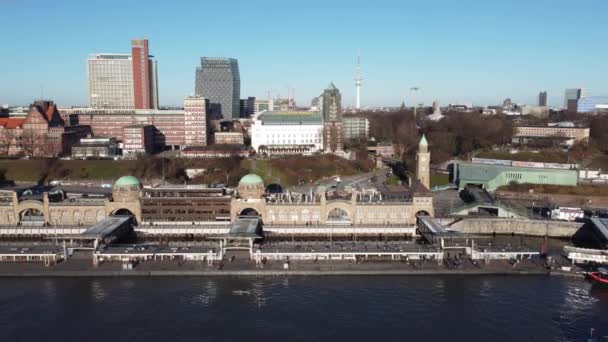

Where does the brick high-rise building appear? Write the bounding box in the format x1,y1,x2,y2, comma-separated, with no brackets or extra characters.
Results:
131,39,158,110
87,39,158,109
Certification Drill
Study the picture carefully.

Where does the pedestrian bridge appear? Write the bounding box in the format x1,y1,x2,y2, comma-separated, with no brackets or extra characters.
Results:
417,216,486,249
50,215,134,248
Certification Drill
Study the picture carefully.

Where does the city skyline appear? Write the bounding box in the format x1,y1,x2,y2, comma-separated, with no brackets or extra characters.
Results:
1,0,607,108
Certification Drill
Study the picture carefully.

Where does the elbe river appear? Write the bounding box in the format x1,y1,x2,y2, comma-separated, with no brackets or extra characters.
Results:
0,276,606,341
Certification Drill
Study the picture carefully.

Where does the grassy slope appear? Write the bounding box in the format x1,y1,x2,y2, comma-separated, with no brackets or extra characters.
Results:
0,156,373,187
430,171,450,187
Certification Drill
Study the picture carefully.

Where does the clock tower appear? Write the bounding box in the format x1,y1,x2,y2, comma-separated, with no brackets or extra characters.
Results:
322,82,343,153
416,134,431,190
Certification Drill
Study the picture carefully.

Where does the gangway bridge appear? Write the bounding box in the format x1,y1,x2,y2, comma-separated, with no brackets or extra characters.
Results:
49,215,134,249
417,216,488,249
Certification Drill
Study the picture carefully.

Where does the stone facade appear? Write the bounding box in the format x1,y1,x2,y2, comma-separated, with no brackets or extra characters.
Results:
231,174,434,226
0,176,143,227
416,135,431,190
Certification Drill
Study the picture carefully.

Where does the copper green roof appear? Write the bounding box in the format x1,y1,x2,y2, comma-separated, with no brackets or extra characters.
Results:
114,176,141,187
455,162,578,192
420,134,428,146
239,174,263,185
258,111,322,125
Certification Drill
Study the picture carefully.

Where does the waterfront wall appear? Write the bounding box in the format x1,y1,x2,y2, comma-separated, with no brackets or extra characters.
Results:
496,191,608,208
449,218,582,238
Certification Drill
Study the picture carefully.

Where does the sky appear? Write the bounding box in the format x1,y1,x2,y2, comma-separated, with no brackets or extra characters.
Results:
1,0,607,108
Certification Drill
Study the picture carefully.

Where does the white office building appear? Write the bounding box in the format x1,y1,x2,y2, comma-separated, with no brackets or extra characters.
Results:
251,111,323,156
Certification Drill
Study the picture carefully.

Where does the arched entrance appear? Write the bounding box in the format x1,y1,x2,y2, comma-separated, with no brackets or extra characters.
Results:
327,208,350,223
415,210,431,235
265,183,283,194
20,208,45,225
112,208,135,217
239,208,260,217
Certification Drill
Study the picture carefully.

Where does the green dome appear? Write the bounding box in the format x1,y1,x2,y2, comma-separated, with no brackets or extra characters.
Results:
239,174,263,185
114,176,141,187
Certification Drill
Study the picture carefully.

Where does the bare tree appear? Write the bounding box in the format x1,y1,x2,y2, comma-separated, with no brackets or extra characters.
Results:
19,130,38,157
0,130,15,156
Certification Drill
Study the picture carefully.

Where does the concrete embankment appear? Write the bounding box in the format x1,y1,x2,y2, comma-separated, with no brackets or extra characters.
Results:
0,269,550,277
449,218,582,238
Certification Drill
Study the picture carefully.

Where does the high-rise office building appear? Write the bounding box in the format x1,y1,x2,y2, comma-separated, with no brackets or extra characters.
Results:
564,88,587,112
88,54,134,109
322,82,343,153
87,39,158,109
195,57,240,121
538,91,547,107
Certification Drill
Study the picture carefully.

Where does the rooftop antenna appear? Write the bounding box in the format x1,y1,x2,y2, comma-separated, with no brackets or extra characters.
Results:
40,84,44,100
410,86,420,118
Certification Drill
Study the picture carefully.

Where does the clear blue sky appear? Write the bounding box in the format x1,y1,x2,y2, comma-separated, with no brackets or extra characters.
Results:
1,0,607,108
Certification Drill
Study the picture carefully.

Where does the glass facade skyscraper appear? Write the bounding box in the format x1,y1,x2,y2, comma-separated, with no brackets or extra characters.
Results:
195,57,240,120
538,91,547,107
564,88,587,112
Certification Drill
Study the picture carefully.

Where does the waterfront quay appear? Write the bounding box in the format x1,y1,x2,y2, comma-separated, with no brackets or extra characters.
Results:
0,246,551,277
0,231,561,277
0,174,599,278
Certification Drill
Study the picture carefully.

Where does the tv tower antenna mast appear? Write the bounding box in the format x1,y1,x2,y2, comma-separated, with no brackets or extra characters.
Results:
355,51,362,110
410,86,420,118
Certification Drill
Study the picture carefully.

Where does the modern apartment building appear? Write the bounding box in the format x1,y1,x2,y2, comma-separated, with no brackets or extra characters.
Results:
87,39,158,109
195,57,240,121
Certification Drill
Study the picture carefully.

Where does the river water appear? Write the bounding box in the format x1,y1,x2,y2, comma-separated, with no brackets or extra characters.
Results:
0,275,606,341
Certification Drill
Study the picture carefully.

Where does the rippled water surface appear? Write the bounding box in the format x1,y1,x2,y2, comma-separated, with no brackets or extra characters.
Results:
0,276,607,341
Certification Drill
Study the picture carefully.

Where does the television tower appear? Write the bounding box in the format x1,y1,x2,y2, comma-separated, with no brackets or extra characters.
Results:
355,51,362,110
410,86,420,117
